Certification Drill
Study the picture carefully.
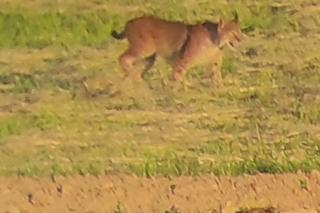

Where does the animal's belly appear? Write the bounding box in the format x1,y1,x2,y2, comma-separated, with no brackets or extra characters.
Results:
156,43,182,58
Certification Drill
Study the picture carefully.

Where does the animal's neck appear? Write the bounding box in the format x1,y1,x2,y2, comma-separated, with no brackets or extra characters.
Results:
201,22,221,47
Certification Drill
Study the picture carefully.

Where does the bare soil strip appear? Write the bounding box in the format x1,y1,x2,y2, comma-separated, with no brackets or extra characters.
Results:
1,172,320,213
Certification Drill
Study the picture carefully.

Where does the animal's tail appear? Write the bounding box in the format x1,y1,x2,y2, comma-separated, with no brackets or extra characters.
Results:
111,30,126,40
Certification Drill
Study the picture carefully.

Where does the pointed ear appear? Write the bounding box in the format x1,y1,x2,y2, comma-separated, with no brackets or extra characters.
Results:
233,11,239,23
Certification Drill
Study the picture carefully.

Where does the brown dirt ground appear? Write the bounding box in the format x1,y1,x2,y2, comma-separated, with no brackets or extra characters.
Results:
1,172,320,213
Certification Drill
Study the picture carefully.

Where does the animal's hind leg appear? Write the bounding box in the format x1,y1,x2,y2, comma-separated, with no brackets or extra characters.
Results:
118,46,155,81
119,49,136,76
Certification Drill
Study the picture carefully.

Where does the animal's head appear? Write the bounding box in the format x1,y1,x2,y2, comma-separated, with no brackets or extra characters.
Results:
217,12,244,50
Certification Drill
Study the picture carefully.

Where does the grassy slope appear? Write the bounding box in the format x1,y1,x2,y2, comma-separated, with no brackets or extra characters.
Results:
0,0,319,176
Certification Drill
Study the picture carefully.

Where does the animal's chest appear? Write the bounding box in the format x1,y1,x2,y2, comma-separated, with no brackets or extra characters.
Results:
193,42,221,66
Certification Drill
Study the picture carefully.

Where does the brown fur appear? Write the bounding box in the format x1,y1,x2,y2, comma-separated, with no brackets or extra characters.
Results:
111,14,243,86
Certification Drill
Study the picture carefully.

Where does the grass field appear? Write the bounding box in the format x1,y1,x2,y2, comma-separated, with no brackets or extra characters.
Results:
0,0,319,177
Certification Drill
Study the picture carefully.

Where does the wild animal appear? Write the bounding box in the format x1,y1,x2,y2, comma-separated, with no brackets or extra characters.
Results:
112,13,243,87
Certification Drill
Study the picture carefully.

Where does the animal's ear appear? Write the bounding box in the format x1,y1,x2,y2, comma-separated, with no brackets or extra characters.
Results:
233,11,239,23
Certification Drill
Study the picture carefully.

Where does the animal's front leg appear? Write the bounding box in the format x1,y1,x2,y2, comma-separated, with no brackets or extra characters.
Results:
211,52,224,87
172,59,189,83
171,45,195,84
171,59,195,90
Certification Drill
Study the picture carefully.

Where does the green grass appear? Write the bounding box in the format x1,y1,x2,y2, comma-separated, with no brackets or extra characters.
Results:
0,111,63,141
0,0,301,48
0,12,123,47
0,0,319,177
